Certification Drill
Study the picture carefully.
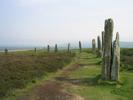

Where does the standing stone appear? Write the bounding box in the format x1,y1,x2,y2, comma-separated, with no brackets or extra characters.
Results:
101,18,120,81
47,45,50,53
97,36,102,57
92,39,96,53
55,44,58,53
79,41,82,53
101,31,105,79
102,31,105,55
111,32,120,81
68,43,70,53
5,48,8,54
34,48,37,53
102,18,114,80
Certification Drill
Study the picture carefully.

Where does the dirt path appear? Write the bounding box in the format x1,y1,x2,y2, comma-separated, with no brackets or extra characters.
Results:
16,53,85,100
14,51,132,100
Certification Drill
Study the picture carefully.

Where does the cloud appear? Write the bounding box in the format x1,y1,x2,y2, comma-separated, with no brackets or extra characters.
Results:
16,0,51,6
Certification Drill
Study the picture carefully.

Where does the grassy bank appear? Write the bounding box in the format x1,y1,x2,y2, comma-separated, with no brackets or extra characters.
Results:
1,48,133,100
65,49,133,100
0,50,75,99
121,48,133,71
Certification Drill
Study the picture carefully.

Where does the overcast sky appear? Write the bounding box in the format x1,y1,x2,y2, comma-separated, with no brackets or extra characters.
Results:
0,0,133,46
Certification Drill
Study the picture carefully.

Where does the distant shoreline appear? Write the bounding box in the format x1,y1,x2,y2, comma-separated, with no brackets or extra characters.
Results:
0,48,32,52
0,41,133,52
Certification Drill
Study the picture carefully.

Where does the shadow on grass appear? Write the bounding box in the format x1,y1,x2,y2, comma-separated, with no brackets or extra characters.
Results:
55,74,119,87
78,60,102,66
55,75,101,86
81,56,97,59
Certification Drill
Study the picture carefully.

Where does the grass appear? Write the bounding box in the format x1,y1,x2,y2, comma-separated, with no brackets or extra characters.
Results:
120,48,133,71
0,50,75,99
1,48,133,100
65,49,133,100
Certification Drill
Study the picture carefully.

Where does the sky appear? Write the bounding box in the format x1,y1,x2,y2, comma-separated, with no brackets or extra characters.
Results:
0,0,133,47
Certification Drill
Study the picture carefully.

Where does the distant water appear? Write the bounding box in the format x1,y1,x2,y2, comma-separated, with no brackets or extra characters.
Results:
0,41,132,52
83,41,133,48
72,42,133,48
0,47,33,52
120,42,133,48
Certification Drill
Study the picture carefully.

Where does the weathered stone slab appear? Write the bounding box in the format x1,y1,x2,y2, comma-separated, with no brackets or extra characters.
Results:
102,18,114,80
111,32,120,81
97,36,102,57
92,39,96,53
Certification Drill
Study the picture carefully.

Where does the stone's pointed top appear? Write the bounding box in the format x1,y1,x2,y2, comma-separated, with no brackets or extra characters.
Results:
97,36,100,40
92,39,95,44
92,39,95,41
105,18,114,24
115,32,120,46
104,18,114,36
108,18,113,22
106,18,113,21
105,18,113,25
116,32,119,40
105,20,107,25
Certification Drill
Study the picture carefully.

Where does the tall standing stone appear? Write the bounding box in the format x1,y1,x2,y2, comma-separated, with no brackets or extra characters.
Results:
97,36,102,57
79,41,82,53
111,32,120,81
68,43,70,53
55,44,58,53
102,31,105,54
101,18,120,81
92,39,96,53
101,31,105,79
34,48,37,53
47,45,50,53
5,48,8,54
102,18,114,80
